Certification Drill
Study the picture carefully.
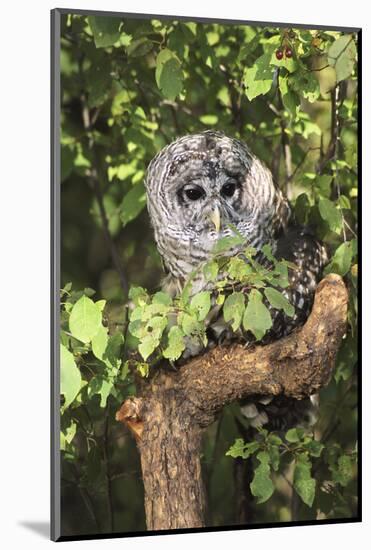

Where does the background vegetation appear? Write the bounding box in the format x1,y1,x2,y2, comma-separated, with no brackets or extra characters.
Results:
59,12,358,536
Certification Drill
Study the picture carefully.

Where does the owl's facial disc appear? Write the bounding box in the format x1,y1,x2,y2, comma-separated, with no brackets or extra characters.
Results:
145,131,288,281
175,170,244,236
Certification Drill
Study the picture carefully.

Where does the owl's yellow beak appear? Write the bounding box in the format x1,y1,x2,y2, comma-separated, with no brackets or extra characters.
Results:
208,206,221,233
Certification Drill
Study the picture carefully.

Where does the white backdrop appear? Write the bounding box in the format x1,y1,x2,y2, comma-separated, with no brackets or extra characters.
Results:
0,0,368,548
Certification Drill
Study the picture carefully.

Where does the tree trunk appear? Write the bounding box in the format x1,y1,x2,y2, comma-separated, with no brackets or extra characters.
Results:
137,375,206,530
116,274,348,531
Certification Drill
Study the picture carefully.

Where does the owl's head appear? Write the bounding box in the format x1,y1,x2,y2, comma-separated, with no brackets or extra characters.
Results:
145,131,289,282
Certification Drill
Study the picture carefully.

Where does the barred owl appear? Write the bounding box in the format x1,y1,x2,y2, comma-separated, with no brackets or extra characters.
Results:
145,130,327,429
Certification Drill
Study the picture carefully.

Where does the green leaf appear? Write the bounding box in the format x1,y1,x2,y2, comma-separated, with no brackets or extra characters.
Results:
338,195,351,209
267,433,283,446
155,48,173,85
244,54,274,101
335,334,357,383
190,291,211,321
318,197,343,234
129,286,149,306
104,332,124,370
272,262,290,288
86,62,112,107
293,454,316,507
140,302,170,321
264,287,295,317
95,299,106,312
243,289,272,340
203,260,219,282
168,26,188,59
268,444,280,472
250,453,274,504
99,379,113,407
285,427,305,443
303,439,324,458
126,37,153,57
138,335,158,361
316,175,333,198
289,68,320,103
155,49,183,100
295,193,312,225
227,257,252,280
261,243,275,263
120,361,130,381
223,293,245,331
324,240,355,277
137,315,167,361
60,421,77,451
152,291,172,306
60,344,81,409
146,316,168,340
200,114,218,125
328,35,357,82
128,318,144,340
163,326,186,360
212,235,244,254
282,91,300,119
61,145,75,182
330,454,354,487
69,296,102,343
88,16,121,48
120,183,147,227
91,324,108,361
279,78,300,118
180,312,201,336
88,376,113,407
137,362,150,378
226,438,260,459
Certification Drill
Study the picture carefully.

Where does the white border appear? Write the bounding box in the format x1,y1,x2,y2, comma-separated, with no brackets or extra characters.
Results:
1,1,368,547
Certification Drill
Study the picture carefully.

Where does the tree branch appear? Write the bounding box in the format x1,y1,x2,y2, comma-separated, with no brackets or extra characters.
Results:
177,273,348,425
276,84,293,199
116,274,348,529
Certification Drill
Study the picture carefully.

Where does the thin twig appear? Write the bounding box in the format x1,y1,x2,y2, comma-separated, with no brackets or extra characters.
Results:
206,413,224,491
169,103,181,136
104,405,115,532
80,105,128,293
76,54,128,295
276,77,293,198
333,87,347,243
324,84,347,241
87,161,129,294
220,64,244,134
71,463,100,531
309,64,330,72
288,147,321,182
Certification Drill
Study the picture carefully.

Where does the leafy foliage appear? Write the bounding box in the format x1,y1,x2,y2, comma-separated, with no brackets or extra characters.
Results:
227,427,356,512
60,13,358,534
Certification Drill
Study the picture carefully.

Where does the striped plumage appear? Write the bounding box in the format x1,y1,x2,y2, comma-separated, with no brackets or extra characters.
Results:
145,130,327,429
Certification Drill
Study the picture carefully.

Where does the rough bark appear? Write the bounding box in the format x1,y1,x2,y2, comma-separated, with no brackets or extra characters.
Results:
116,274,348,531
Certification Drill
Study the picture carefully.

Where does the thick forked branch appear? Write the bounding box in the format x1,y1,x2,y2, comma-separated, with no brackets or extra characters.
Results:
116,274,348,530
179,273,348,424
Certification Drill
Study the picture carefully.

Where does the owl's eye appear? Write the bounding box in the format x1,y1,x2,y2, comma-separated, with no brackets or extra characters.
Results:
221,181,237,198
184,186,204,201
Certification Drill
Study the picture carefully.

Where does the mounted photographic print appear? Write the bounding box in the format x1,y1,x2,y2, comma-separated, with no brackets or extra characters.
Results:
51,8,361,541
